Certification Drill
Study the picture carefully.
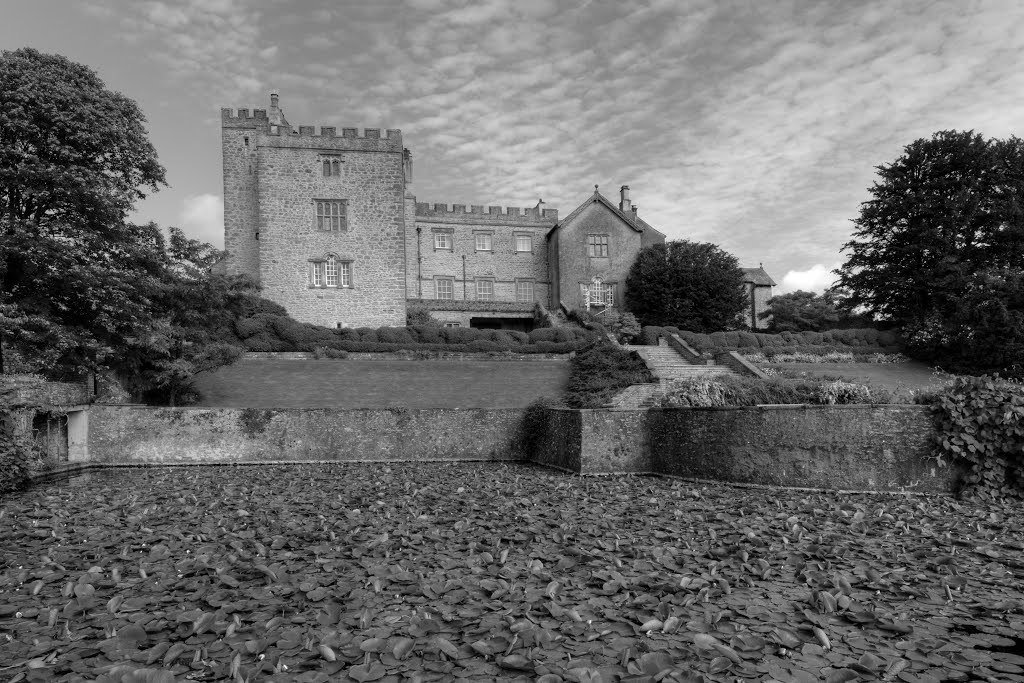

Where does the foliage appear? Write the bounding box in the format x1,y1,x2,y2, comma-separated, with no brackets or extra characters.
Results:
2,462,1021,681
0,48,167,377
742,351,909,364
835,130,1024,377
624,240,749,331
113,228,255,405
762,289,870,332
571,308,641,344
640,326,902,358
0,382,44,494
658,374,888,407
926,375,1024,499
563,340,655,408
405,301,438,327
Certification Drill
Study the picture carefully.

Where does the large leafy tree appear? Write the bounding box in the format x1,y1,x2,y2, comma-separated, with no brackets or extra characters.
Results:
624,240,748,331
835,130,1024,375
762,289,868,332
0,48,167,375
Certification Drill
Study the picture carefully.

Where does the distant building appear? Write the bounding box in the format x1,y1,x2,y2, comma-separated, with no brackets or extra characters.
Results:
221,94,773,330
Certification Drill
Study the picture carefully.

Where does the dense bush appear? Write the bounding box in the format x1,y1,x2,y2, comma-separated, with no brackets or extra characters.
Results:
638,326,902,355
923,375,1024,499
657,374,888,408
563,341,655,408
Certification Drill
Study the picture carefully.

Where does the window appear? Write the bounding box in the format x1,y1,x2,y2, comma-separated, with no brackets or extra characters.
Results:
444,321,461,328
587,234,609,257
311,256,352,288
516,280,534,303
515,234,532,253
434,232,452,250
476,279,494,301
316,200,347,231
475,233,492,251
582,281,615,308
435,278,454,300
322,158,341,177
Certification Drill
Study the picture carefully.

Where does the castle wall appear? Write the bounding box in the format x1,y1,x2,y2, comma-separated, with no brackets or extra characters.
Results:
410,203,556,307
221,109,266,277
554,201,643,311
233,125,406,328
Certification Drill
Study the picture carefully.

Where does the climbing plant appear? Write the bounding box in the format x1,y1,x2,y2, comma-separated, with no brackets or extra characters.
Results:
929,375,1024,499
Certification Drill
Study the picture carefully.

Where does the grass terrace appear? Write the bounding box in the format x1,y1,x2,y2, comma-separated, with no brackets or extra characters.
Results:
2,463,1023,683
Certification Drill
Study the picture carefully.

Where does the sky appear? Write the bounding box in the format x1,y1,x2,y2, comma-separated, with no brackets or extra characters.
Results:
4,0,1024,293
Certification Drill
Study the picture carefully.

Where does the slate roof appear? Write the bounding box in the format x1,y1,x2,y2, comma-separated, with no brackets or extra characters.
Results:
742,267,777,287
549,189,646,237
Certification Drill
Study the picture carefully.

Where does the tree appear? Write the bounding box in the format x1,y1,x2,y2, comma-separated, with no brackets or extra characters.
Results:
624,240,748,331
762,288,867,332
0,48,167,376
835,130,1024,375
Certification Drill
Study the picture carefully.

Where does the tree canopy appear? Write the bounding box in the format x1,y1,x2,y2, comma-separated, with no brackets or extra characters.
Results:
762,289,868,332
835,130,1024,375
624,240,748,332
0,48,167,376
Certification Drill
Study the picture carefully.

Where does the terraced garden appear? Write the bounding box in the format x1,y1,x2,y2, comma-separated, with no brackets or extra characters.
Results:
2,463,1023,682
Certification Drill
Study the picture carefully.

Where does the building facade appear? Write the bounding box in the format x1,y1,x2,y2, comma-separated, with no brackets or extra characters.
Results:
222,95,774,330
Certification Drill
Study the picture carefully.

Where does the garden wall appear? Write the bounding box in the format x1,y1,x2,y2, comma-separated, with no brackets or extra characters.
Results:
86,406,526,464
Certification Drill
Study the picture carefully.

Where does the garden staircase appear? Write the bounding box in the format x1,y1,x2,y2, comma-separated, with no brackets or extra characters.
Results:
611,341,738,408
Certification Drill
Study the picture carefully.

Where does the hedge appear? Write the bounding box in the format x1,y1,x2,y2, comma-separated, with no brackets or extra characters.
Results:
639,326,901,353
563,341,655,408
229,314,597,355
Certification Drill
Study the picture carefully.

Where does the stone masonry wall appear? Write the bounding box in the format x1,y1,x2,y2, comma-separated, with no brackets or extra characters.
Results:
646,405,951,492
255,131,406,328
87,406,526,464
410,203,555,307
221,110,263,277
554,200,643,312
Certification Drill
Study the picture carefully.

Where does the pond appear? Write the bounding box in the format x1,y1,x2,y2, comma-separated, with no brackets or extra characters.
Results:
2,462,1023,682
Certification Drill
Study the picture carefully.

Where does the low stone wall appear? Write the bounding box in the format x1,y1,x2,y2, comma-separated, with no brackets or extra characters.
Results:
524,404,953,493
87,406,526,464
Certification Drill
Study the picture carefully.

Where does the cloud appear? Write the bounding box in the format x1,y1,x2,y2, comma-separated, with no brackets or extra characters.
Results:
778,264,839,294
179,194,224,248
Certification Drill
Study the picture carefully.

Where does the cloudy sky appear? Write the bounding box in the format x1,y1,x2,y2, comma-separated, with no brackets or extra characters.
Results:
4,0,1024,292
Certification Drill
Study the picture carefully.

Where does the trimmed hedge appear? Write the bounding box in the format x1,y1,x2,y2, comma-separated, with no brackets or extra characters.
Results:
639,326,902,353
229,314,597,355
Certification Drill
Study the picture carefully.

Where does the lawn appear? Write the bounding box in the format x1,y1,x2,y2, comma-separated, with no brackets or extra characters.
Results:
2,463,1023,683
191,359,570,409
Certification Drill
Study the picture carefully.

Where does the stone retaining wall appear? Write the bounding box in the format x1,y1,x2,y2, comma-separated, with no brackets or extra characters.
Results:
87,406,526,464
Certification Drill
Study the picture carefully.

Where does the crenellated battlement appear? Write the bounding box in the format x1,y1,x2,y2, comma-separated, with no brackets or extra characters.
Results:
221,108,269,122
415,202,558,223
221,109,400,141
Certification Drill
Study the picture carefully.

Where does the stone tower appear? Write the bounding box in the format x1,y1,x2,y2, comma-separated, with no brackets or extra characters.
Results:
221,94,408,327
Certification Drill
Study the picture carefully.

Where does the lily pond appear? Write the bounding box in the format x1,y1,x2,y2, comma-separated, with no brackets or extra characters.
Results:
1,462,1022,683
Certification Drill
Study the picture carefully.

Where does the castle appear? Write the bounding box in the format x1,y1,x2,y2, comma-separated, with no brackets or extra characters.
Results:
221,94,774,331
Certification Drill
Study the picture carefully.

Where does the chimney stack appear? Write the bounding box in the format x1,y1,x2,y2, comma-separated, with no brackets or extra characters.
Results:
620,185,631,213
270,92,279,109
403,148,413,184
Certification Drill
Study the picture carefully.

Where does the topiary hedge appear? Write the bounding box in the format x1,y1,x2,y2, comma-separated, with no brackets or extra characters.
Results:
638,326,902,354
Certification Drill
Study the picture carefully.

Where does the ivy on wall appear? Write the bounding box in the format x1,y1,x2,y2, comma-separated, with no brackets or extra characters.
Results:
929,375,1024,499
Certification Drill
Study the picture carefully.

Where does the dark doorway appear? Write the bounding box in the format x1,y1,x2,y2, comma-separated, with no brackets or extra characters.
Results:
469,317,534,332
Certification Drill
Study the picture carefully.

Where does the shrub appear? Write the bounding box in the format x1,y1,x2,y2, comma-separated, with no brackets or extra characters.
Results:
406,301,437,327
234,315,272,340
506,331,529,345
377,327,414,344
529,328,559,343
639,326,665,345
0,425,40,494
564,341,655,408
410,325,444,344
468,339,502,352
926,375,1024,499
657,374,888,408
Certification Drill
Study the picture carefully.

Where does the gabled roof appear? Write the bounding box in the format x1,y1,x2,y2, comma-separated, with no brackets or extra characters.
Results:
742,267,776,287
549,189,646,237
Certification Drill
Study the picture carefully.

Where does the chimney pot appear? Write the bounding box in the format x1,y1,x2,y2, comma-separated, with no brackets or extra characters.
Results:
620,185,631,212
